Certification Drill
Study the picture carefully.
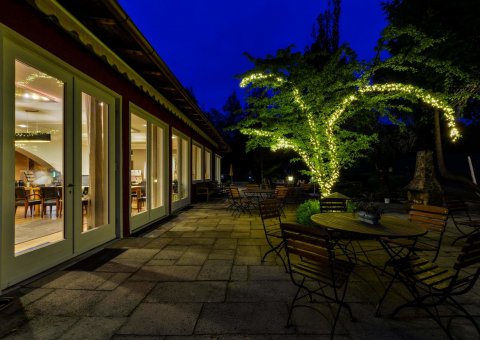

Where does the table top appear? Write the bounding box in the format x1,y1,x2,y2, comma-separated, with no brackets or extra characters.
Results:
310,212,427,238
245,188,275,193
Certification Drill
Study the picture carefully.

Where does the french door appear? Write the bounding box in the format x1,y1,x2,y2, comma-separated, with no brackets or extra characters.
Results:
130,106,168,231
1,38,117,289
171,130,190,211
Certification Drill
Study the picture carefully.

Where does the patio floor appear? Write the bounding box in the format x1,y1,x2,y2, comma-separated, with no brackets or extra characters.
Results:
1,199,479,339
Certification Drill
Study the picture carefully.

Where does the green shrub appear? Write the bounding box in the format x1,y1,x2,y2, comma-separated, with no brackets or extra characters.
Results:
296,200,320,226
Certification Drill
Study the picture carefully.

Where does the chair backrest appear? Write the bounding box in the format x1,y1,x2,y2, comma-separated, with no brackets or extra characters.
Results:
40,186,58,200
445,199,472,221
275,186,289,201
229,186,242,199
15,187,26,200
320,198,347,213
409,204,448,233
455,231,480,270
246,183,259,190
281,222,331,265
259,199,282,221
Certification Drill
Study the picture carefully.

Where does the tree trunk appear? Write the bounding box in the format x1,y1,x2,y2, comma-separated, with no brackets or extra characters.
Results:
434,109,480,195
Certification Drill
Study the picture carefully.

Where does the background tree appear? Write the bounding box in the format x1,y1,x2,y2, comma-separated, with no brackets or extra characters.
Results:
372,0,480,194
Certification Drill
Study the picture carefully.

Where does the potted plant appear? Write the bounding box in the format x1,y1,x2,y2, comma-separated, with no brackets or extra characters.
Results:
356,201,383,225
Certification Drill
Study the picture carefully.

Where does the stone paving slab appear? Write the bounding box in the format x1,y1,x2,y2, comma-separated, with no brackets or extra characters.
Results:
1,201,479,339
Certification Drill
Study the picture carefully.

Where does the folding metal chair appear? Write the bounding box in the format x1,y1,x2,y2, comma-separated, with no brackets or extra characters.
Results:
320,197,347,212
381,204,448,263
259,199,287,270
376,232,480,339
228,186,253,217
281,222,356,339
445,200,480,245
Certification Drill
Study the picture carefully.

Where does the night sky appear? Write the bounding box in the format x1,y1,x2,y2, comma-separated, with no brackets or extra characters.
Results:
118,0,387,112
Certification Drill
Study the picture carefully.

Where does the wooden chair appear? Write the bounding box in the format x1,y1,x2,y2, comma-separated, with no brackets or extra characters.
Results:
281,222,356,339
376,232,480,338
137,186,147,212
40,186,60,217
274,186,289,216
228,186,253,217
445,200,480,245
15,187,41,217
382,204,448,263
320,197,347,213
196,182,210,202
259,199,287,270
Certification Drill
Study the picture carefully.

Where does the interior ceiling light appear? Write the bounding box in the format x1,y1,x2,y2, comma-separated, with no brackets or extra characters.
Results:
15,132,51,143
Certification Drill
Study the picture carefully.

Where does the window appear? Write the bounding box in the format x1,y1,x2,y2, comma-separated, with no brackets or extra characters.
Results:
205,149,212,180
192,143,202,181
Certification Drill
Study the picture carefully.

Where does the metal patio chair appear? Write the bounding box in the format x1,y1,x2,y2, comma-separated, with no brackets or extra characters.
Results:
381,204,448,263
281,222,356,339
320,197,347,213
259,199,287,271
375,231,480,339
445,200,480,245
228,186,253,217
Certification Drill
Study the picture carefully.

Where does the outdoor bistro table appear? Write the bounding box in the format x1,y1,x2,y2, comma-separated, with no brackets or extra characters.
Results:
244,188,275,200
311,212,428,315
310,212,427,240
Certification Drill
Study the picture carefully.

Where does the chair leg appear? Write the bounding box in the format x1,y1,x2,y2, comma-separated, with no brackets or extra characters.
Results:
286,280,305,327
375,273,397,317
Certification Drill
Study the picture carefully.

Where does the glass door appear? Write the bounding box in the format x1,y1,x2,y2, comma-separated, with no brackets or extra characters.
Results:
130,108,168,231
74,79,116,253
2,44,73,288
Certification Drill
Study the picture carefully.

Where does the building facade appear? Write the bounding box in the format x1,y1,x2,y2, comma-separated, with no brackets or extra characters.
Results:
0,0,228,291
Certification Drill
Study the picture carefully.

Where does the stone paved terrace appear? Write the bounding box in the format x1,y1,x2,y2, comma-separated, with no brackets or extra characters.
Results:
1,200,479,339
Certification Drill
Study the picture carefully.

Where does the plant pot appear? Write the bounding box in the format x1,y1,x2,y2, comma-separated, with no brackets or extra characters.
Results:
357,211,380,225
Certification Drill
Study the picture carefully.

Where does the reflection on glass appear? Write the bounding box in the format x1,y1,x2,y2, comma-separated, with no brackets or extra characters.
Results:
181,138,189,199
192,144,202,181
14,60,64,255
150,124,164,209
82,93,109,231
172,134,179,202
130,113,147,215
205,150,212,180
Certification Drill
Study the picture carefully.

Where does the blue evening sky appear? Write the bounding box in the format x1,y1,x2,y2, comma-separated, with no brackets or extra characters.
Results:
118,1,387,112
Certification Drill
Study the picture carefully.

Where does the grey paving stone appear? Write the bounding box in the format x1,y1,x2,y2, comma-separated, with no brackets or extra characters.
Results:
208,249,235,260
2,315,79,339
154,245,188,260
176,247,210,265
59,316,127,340
194,302,290,334
146,281,227,303
213,238,237,250
130,265,201,281
230,266,248,281
108,238,154,249
94,281,156,316
118,302,202,335
26,289,108,316
96,258,147,273
25,271,115,290
196,260,233,281
97,272,131,290
169,238,216,246
116,248,160,260
248,265,289,281
226,280,295,302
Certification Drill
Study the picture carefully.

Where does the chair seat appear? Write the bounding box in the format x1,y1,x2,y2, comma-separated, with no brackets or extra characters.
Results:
382,237,437,252
293,258,354,288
